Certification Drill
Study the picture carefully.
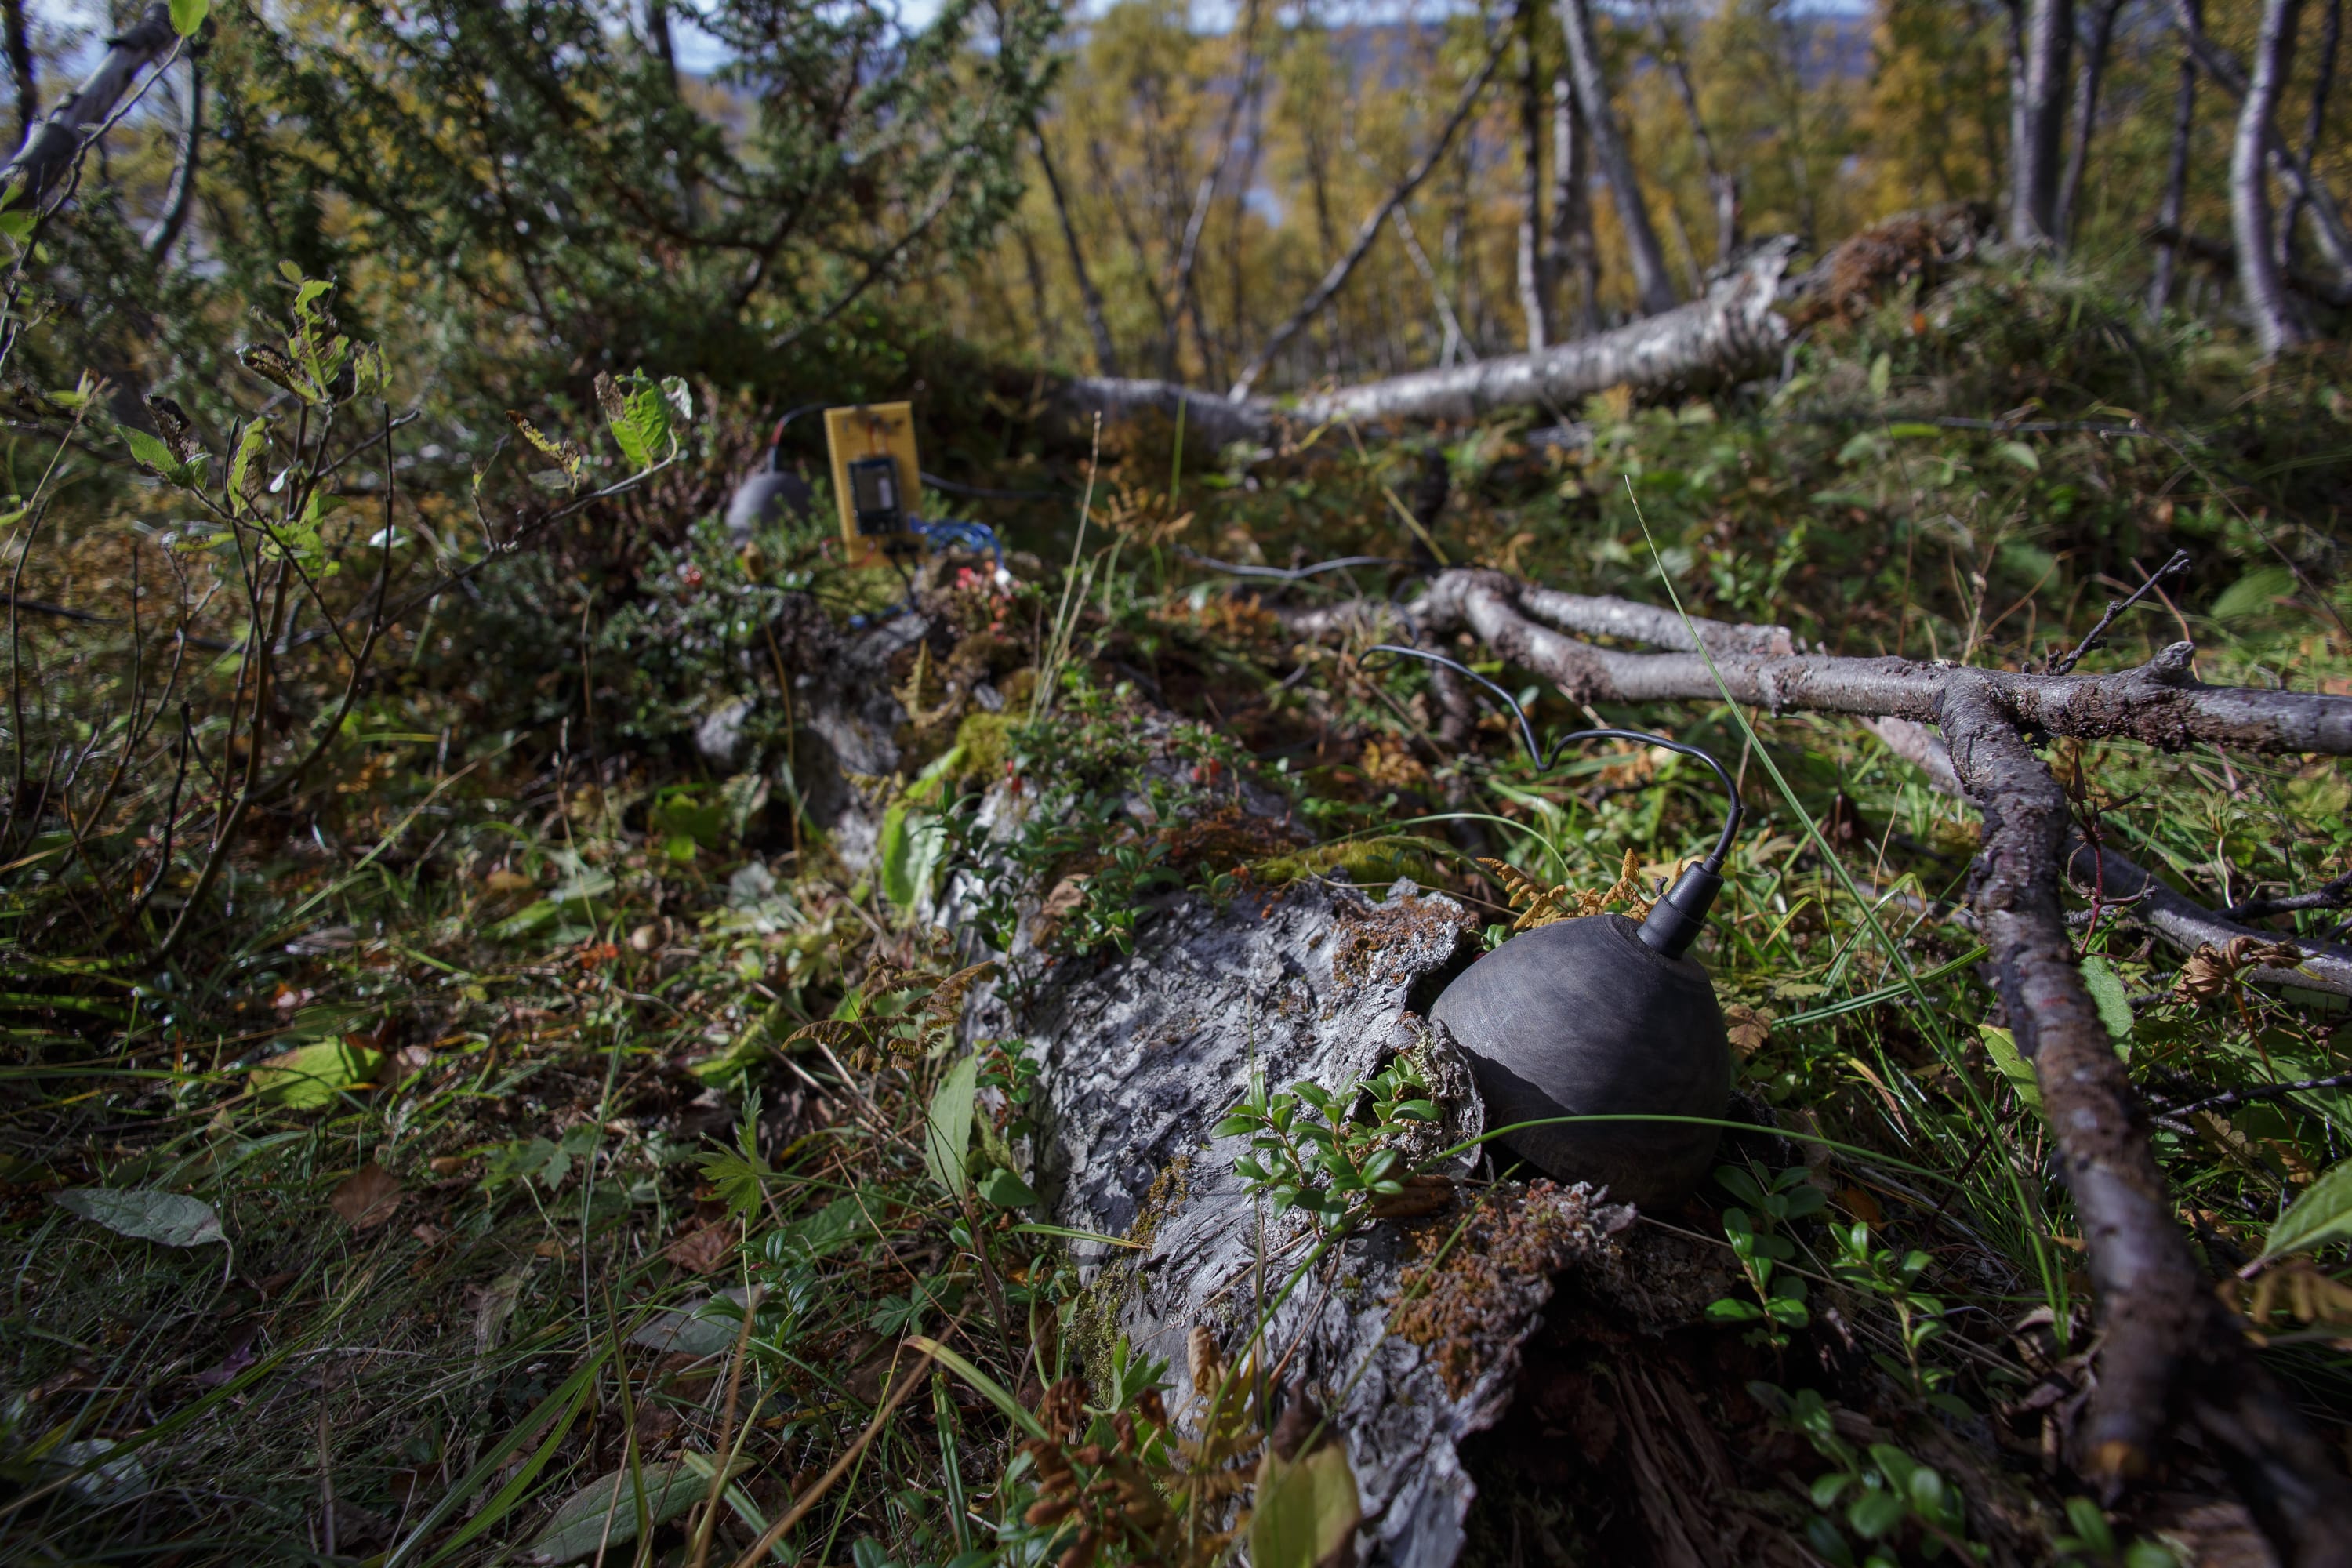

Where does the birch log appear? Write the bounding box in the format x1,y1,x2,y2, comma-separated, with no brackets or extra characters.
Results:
1,3,178,214
1060,238,1792,446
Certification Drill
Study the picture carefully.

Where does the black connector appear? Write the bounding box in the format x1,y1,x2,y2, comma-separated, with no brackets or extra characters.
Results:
1637,862,1724,959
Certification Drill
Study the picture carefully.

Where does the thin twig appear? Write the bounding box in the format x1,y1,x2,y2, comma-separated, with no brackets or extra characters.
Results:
2048,550,2191,674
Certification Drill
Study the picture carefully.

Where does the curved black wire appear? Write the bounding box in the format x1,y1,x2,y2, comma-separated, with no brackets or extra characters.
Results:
1361,643,1742,869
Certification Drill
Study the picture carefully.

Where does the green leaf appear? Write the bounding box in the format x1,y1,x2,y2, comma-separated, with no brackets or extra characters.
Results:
1011,1221,1145,1250
2079,954,2134,1049
1976,1024,2041,1117
1846,1486,1906,1541
169,0,209,36
249,1039,384,1109
0,208,32,244
122,426,181,477
1867,351,1891,398
53,1188,224,1247
977,1167,1040,1209
1991,440,2039,473
522,1460,706,1564
1250,1441,1361,1568
922,1053,979,1198
2261,1160,2352,1260
227,419,269,501
2211,564,2296,626
1811,1472,1853,1508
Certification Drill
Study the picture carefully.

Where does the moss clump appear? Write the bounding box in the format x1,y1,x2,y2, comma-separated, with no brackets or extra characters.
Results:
1254,834,1442,891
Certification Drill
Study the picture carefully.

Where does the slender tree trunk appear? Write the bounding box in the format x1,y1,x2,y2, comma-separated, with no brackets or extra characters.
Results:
1555,0,1677,314
1547,70,1601,334
2053,0,2122,246
1164,0,1262,387
1304,125,1345,376
2278,0,2342,267
2170,0,2352,282
1646,0,1737,264
2234,0,2309,354
2009,0,2075,245
1388,196,1475,366
2150,0,2199,317
1229,35,1504,401
1015,221,1063,365
646,0,678,82
146,60,198,262
1515,0,1554,351
1035,127,1120,378
3,0,34,144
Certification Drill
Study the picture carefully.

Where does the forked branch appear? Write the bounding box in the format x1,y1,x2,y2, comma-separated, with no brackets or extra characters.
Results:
1286,565,2352,1561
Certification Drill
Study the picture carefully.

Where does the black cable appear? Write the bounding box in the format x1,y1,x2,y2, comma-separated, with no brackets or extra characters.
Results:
920,472,1062,500
1361,643,1741,870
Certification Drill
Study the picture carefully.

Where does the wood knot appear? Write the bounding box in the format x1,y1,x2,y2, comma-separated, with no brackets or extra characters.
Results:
2140,641,2196,687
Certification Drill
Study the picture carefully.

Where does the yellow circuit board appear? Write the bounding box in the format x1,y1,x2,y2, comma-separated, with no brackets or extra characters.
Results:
822,402,922,567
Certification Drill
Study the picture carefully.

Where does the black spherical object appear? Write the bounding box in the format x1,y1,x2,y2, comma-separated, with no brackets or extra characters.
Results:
1432,913,1731,1210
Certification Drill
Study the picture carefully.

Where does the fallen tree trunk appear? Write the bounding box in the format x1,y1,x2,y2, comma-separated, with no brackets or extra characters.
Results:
948,729,1741,1567
1276,565,2352,1560
1058,240,1793,447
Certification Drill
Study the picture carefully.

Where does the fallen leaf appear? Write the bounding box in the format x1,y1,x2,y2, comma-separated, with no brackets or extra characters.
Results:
410,1221,445,1247
250,1039,384,1109
428,1154,470,1176
395,1044,435,1073
521,1458,720,1564
1722,1004,1773,1057
53,1188,225,1247
485,869,535,895
330,1163,403,1229
662,1218,735,1274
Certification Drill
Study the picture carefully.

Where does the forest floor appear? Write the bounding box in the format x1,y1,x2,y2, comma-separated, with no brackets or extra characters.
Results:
4,257,2350,1566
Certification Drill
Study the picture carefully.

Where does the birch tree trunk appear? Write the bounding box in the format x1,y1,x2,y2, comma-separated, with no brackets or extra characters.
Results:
1513,0,1555,352
1061,238,1791,444
2234,0,2310,355
1,2,178,214
1546,70,1601,336
1552,0,1678,316
2009,0,2075,245
2169,0,2352,284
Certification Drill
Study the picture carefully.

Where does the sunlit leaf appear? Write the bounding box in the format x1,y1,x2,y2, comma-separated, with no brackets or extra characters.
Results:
2261,1160,2352,1261
922,1052,979,1198
53,1188,224,1247
1250,1440,1360,1568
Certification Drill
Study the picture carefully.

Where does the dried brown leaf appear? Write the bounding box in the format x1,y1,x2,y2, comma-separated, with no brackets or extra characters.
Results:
329,1163,403,1230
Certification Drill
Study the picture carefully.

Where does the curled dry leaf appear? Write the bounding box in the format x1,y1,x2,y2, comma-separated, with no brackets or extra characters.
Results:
2174,936,2307,1003
329,1163,403,1229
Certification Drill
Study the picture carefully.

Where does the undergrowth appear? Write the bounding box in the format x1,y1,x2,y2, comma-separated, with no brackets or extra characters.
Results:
2,256,2348,1566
